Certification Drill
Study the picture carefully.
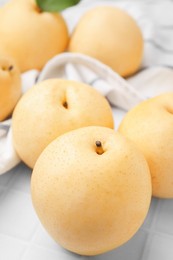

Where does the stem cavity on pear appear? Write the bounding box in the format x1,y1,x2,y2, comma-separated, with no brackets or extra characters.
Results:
8,65,13,71
1,65,13,71
95,140,104,155
35,4,42,13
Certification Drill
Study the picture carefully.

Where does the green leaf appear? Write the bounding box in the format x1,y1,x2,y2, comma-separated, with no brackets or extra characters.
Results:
36,0,80,12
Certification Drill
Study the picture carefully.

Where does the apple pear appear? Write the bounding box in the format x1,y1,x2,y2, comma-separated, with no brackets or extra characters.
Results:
31,126,151,256
68,6,143,77
12,79,114,168
0,0,68,72
0,55,21,121
119,93,173,198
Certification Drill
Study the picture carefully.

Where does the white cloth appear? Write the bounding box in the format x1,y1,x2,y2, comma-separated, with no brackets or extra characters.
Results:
1,0,173,175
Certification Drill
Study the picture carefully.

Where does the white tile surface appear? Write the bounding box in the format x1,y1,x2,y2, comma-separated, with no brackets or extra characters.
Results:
0,234,26,260
0,186,38,240
91,230,147,260
0,168,16,187
10,163,32,194
154,200,173,235
22,245,83,260
147,234,173,260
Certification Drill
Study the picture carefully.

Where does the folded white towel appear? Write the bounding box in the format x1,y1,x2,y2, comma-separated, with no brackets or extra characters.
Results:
1,0,173,175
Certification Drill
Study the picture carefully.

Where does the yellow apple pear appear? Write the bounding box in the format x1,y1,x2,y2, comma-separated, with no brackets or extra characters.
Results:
31,126,151,256
0,55,21,121
0,0,68,72
68,6,143,77
119,93,173,198
12,79,114,168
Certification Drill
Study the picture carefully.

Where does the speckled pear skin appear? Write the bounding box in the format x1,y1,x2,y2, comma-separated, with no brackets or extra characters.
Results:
119,93,173,198
12,79,114,168
0,55,21,121
69,6,143,77
0,0,69,72
31,126,151,256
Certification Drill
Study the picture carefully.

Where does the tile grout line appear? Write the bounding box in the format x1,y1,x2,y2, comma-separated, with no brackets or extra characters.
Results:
19,222,41,260
3,170,20,191
0,232,30,245
19,223,84,260
140,199,162,260
141,226,173,241
0,186,8,200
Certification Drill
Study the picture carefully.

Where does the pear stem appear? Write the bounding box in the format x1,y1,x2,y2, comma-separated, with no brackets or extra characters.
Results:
35,4,42,13
95,141,104,155
63,101,68,109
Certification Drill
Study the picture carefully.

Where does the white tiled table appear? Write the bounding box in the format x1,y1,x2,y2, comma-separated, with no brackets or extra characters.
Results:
1,108,173,260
